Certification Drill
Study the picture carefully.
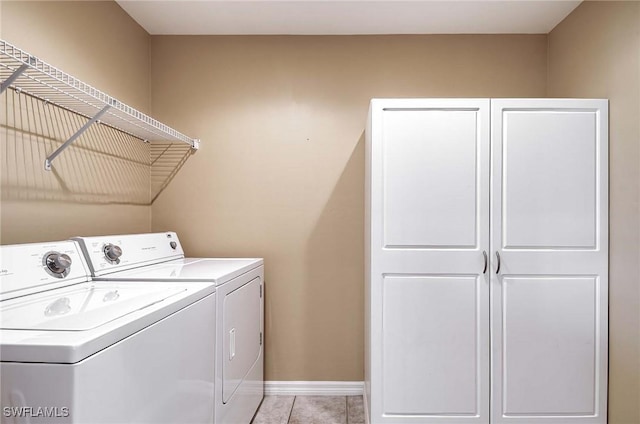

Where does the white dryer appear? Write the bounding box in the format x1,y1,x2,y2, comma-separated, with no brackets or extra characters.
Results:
74,232,264,424
0,240,216,424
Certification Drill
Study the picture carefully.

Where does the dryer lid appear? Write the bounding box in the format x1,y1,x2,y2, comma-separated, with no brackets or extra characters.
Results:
99,258,263,285
1,283,187,331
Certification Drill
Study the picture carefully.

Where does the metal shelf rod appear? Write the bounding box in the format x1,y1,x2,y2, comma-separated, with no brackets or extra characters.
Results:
7,86,145,141
0,63,28,94
44,103,112,171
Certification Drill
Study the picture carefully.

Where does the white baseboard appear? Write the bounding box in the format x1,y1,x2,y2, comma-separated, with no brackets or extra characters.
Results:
265,381,364,396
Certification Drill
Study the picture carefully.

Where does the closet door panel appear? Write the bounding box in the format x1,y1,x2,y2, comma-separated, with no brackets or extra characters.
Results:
502,111,597,249
383,110,478,248
368,98,490,424
382,275,480,416
501,276,598,415
490,99,608,424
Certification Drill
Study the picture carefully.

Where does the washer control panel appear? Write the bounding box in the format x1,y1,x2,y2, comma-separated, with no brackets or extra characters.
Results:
73,232,184,277
0,241,90,299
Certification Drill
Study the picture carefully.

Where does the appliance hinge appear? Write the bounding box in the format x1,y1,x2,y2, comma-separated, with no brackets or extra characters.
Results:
260,332,263,345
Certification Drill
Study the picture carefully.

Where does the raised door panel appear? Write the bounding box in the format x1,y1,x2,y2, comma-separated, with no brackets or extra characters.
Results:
502,111,597,249
491,99,608,424
383,110,478,249
501,277,599,416
382,275,481,416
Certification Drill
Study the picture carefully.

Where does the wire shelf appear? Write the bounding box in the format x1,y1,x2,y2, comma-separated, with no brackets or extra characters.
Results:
2,84,192,205
0,39,199,149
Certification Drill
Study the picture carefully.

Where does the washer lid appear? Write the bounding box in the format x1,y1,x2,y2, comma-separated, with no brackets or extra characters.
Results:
1,283,187,331
0,280,216,363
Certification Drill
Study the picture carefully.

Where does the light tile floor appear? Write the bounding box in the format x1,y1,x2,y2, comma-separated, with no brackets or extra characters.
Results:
251,395,365,424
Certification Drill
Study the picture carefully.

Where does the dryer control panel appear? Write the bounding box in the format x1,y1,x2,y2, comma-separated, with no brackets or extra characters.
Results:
0,241,90,301
73,232,185,277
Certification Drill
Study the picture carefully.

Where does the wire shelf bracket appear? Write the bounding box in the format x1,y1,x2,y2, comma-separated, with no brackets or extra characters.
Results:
0,39,200,171
44,102,112,171
0,58,33,94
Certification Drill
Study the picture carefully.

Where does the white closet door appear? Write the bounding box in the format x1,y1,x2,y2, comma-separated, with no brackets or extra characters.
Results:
490,99,608,424
369,99,490,423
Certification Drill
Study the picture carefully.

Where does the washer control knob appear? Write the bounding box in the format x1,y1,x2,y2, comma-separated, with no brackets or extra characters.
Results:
170,241,177,250
103,244,123,262
44,252,72,278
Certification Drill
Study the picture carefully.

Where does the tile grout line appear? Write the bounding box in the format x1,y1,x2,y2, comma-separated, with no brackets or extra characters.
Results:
286,396,297,424
345,396,349,424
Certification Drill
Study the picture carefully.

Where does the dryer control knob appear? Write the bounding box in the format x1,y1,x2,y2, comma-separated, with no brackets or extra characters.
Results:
103,244,123,262
170,241,177,250
44,252,72,278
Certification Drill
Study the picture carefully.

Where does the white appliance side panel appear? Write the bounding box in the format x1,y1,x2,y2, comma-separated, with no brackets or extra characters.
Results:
0,293,216,424
382,275,481,416
382,109,478,249
491,99,608,424
222,276,262,404
501,277,598,416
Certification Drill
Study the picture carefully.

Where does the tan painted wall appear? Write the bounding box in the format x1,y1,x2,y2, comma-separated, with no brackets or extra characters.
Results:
4,4,636,418
150,35,548,381
0,1,152,244
548,2,640,423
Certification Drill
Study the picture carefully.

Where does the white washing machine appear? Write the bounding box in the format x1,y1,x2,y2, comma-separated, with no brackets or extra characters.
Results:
73,232,264,424
0,240,217,424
